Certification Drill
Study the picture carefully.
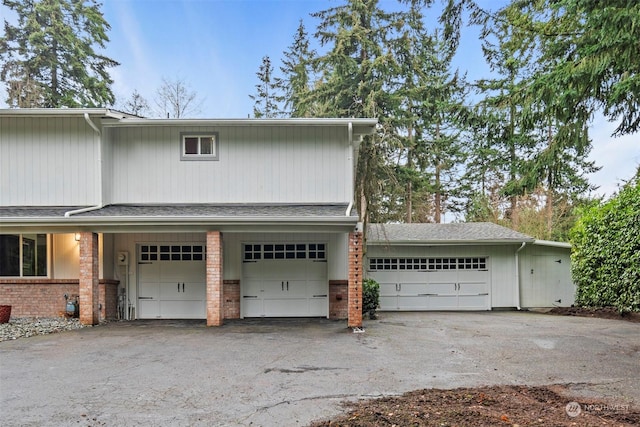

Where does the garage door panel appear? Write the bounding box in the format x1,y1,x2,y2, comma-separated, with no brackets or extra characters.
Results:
398,282,429,296
397,295,428,310
137,246,206,319
458,294,489,310
368,256,490,311
428,295,458,309
242,242,328,318
243,296,263,316
459,282,488,295
264,298,309,317
427,282,457,295
138,300,159,318
379,295,398,310
159,300,205,319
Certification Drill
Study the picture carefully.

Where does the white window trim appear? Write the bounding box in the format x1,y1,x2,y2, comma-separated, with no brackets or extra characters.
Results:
180,132,219,161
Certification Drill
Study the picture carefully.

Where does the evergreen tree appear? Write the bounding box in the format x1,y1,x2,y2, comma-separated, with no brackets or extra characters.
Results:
311,0,401,224
276,21,316,118
0,0,119,107
249,55,282,118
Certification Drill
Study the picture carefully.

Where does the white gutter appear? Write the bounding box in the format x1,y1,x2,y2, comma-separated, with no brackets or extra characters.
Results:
515,242,526,310
84,112,101,135
65,115,103,217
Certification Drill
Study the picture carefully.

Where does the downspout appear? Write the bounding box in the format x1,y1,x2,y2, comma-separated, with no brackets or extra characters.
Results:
64,113,103,217
515,242,526,310
346,122,354,217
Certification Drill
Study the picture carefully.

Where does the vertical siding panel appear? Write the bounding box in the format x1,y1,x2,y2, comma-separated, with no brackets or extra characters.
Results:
0,119,7,205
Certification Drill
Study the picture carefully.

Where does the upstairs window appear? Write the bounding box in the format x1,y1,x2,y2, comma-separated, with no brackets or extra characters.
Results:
181,133,219,161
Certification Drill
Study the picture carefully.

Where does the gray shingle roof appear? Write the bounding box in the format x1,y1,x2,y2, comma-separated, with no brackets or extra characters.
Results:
0,204,355,219
367,223,534,244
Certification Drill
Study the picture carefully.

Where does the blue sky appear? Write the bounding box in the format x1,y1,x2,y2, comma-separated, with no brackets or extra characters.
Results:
0,0,638,197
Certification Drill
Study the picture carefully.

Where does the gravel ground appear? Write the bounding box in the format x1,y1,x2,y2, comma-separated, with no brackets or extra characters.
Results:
0,317,87,342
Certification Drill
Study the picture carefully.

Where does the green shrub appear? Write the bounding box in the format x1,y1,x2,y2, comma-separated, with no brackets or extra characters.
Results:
362,278,380,319
570,175,640,313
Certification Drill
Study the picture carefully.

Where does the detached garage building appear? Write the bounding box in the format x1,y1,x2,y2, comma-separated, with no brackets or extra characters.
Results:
366,223,575,311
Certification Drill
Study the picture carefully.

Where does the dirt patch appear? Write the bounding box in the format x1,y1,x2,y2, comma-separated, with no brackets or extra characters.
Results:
546,306,640,323
310,384,640,426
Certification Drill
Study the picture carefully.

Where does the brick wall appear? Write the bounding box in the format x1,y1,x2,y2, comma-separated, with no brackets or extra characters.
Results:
0,279,119,320
223,280,240,319
348,231,363,327
206,231,223,326
329,280,348,319
79,232,99,325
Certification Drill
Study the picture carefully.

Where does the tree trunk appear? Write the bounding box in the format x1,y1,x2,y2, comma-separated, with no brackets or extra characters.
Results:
434,122,442,223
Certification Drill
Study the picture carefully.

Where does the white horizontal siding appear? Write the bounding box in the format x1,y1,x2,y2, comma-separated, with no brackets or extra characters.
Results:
106,125,352,204
0,117,100,206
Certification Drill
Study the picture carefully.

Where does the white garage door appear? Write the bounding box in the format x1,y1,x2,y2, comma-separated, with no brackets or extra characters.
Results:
137,244,206,319
242,243,328,317
369,257,490,311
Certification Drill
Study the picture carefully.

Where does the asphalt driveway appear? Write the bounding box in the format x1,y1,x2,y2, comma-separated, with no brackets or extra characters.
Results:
1,311,638,426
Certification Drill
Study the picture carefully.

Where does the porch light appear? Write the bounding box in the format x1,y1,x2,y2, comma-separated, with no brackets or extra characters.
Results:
74,233,81,242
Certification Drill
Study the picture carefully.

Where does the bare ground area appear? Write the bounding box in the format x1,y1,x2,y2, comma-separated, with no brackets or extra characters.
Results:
310,384,640,427
311,308,640,427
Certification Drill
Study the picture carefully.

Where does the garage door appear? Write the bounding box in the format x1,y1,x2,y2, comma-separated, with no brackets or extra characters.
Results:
137,244,206,319
369,257,490,311
242,243,328,317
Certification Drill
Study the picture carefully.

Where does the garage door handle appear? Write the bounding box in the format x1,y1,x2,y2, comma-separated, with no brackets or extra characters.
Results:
139,296,153,300
243,295,258,299
313,294,327,298
478,293,489,296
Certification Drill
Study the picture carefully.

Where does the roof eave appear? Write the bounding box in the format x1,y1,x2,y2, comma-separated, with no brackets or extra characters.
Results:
367,239,535,246
0,108,135,119
102,118,378,136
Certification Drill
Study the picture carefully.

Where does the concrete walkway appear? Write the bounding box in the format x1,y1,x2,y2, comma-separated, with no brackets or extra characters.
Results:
1,312,638,426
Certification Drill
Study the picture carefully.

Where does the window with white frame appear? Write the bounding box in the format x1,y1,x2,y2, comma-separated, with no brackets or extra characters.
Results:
181,133,219,160
0,234,48,277
368,257,487,272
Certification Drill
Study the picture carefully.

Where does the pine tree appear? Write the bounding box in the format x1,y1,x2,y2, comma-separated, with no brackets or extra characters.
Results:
249,55,282,118
0,0,119,107
276,21,316,118
311,0,401,224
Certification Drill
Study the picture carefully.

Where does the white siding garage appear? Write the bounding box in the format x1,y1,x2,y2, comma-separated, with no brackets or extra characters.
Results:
366,223,538,312
242,243,328,317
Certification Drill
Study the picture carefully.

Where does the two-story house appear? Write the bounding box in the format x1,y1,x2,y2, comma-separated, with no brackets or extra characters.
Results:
0,108,377,327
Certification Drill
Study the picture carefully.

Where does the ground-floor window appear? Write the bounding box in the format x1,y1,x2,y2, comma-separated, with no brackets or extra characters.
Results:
0,234,48,277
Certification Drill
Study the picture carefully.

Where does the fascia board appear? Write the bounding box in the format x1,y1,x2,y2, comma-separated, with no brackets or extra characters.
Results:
533,239,572,249
366,239,535,246
102,118,377,136
0,108,134,119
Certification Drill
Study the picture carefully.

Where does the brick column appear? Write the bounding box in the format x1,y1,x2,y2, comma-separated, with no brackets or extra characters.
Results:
79,232,99,325
206,231,223,326
348,231,363,328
